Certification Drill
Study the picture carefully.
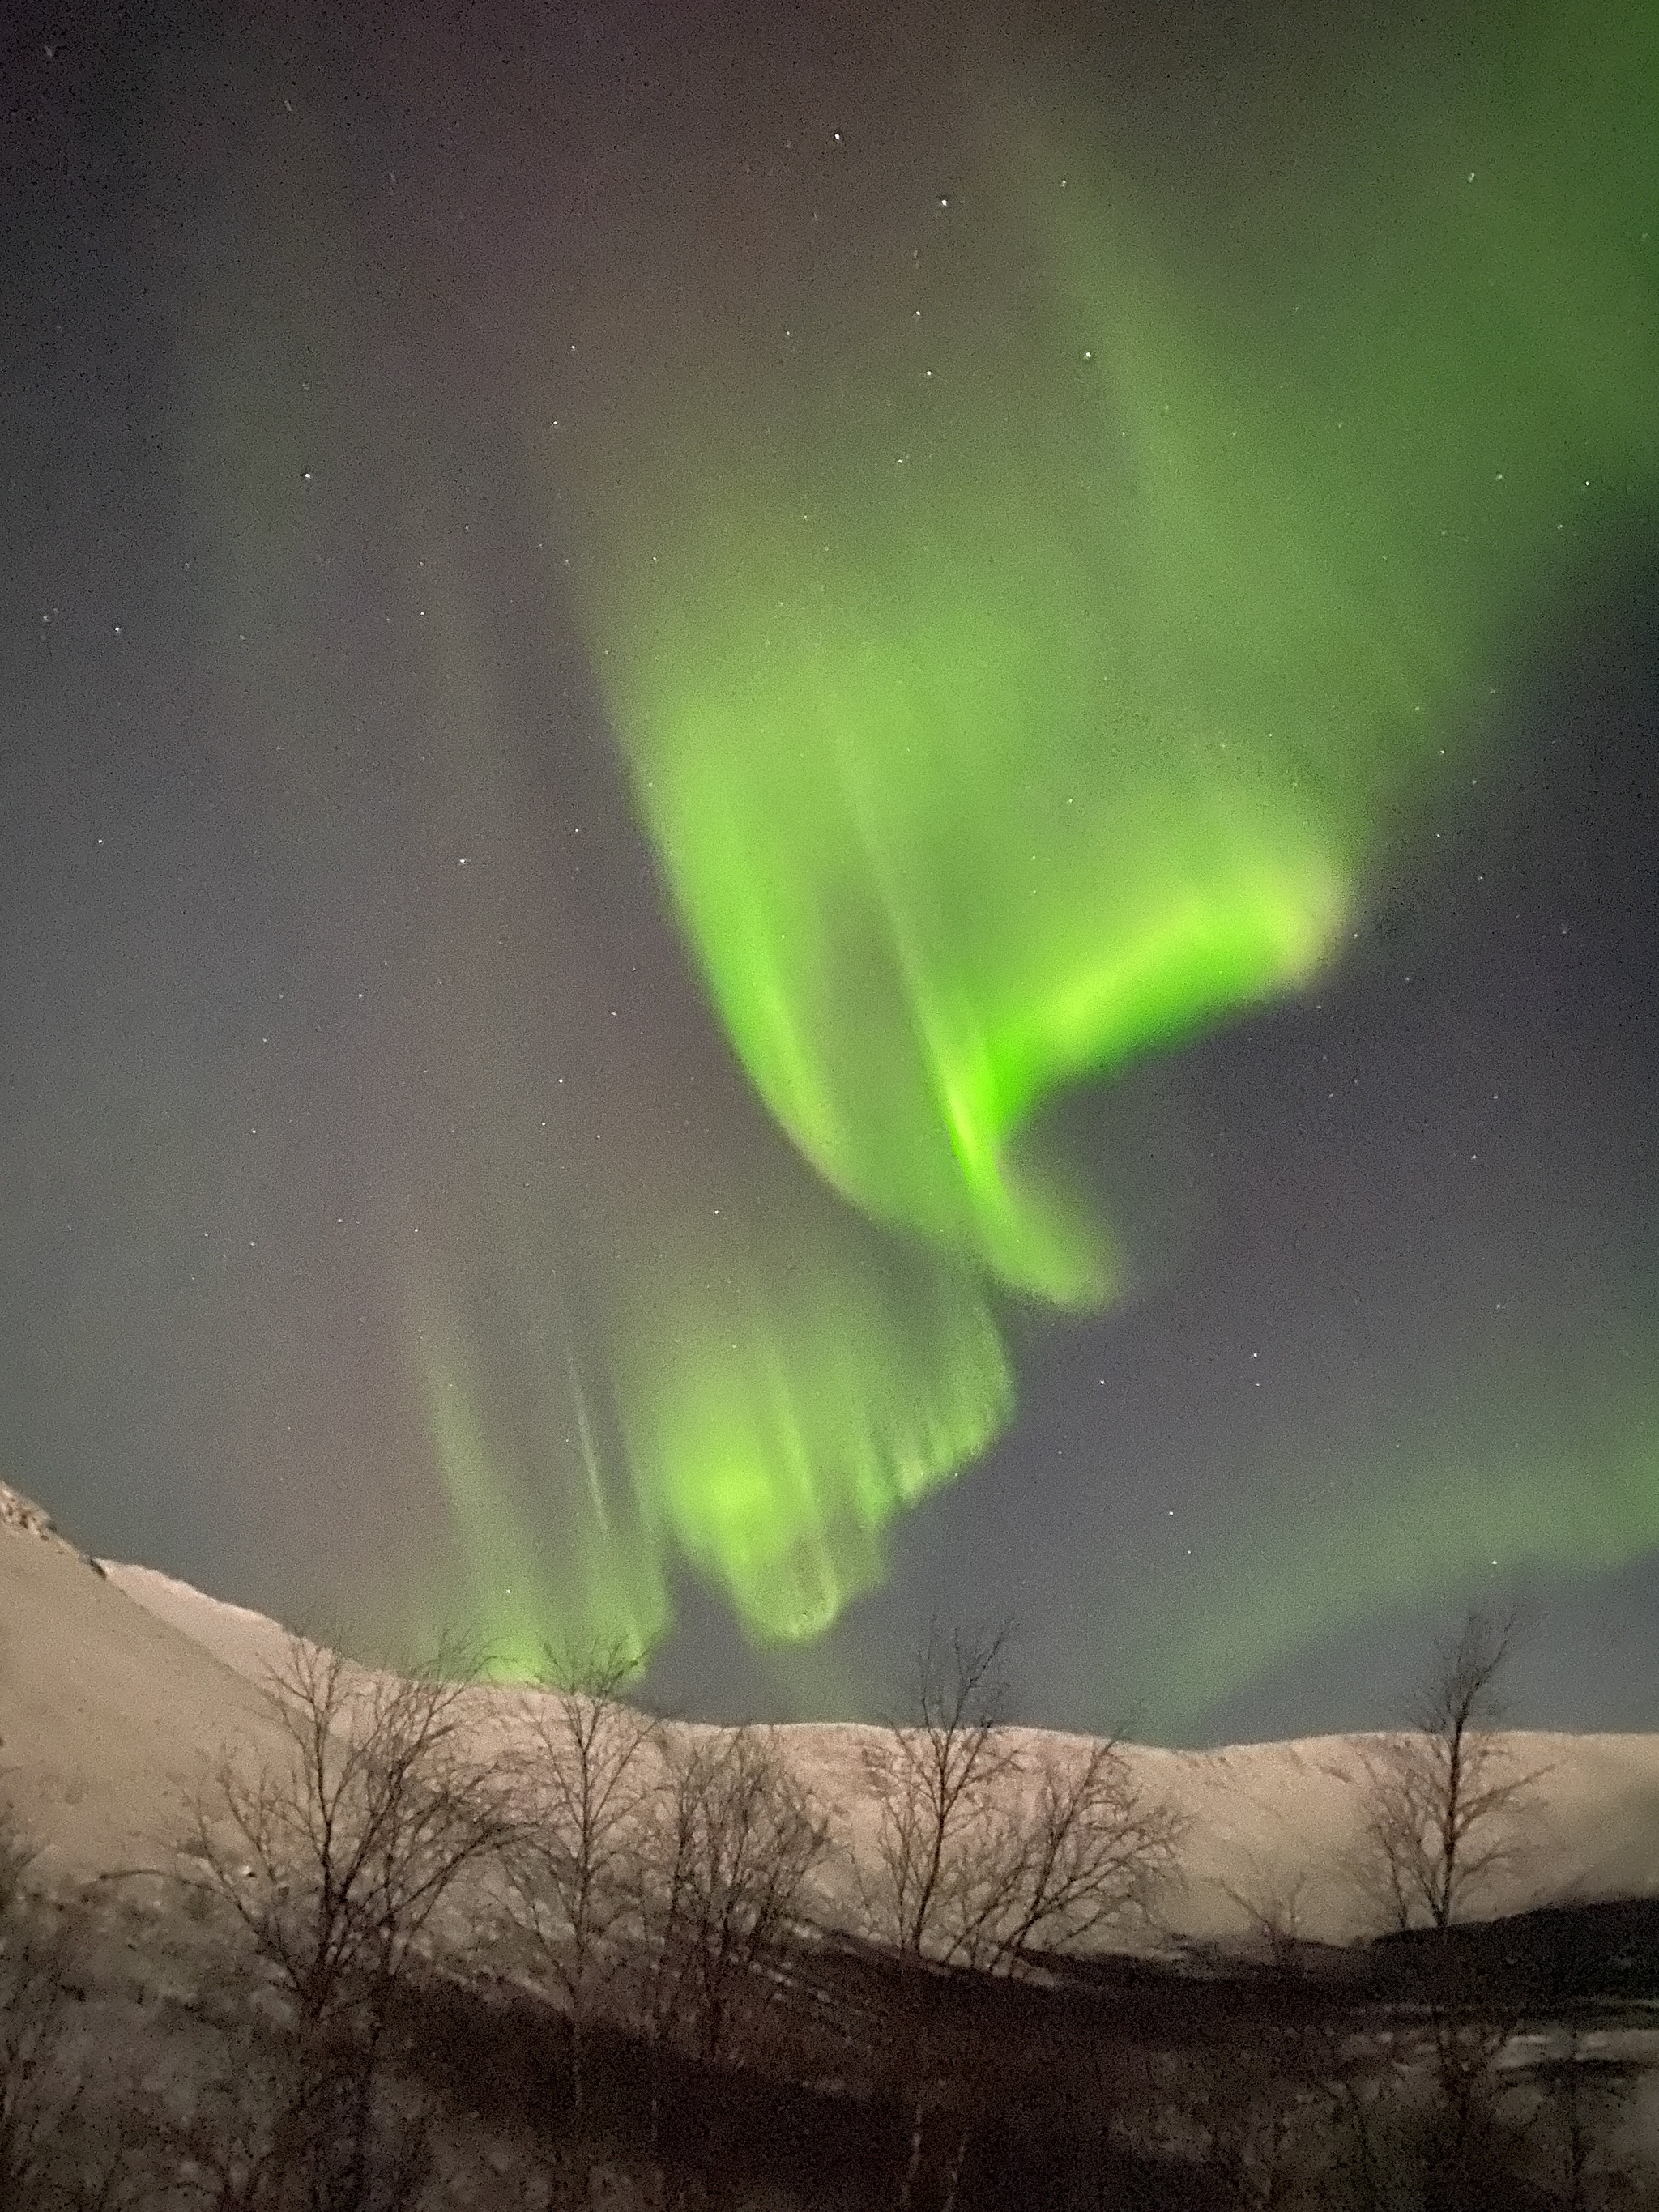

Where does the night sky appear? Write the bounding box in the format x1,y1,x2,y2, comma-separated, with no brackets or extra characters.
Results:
3,0,1656,1745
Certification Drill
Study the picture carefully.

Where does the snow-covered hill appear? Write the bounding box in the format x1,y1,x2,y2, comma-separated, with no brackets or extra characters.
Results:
3,1501,1656,1945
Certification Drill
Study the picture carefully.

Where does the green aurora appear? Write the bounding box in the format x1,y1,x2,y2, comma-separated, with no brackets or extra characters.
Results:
572,51,1654,1309
13,0,1659,1750
450,0,1657,1662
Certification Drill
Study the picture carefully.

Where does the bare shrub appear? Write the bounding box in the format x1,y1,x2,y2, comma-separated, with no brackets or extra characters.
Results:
0,1809,126,2212
0,1806,35,1924
0,1916,76,2210
1218,1858,1314,1971
146,2027,295,2212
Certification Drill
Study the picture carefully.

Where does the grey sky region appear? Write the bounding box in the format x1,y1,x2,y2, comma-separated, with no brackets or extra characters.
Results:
2,0,1655,1744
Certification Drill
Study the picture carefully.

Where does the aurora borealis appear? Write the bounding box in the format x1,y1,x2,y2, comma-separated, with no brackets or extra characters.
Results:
2,0,1656,1737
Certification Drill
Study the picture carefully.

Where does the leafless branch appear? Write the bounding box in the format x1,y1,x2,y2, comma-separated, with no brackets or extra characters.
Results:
495,1635,659,2128
1353,1609,1546,1935
0,1801,36,1923
0,1873,91,2209
859,1621,1021,1967
190,1632,506,2035
861,1622,1181,1974
860,1623,1183,2212
636,1724,828,2068
997,1737,1185,1966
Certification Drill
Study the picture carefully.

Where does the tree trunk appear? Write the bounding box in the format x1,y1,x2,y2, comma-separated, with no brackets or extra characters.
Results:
939,2124,971,2212
1559,2021,1589,2212
897,2076,930,2212
1333,2074,1385,2212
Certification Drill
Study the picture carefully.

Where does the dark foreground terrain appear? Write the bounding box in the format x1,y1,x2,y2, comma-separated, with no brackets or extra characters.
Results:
9,1874,1659,2210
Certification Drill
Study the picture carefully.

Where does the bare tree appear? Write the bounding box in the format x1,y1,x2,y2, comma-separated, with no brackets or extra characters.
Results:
863,1622,1179,1975
1349,1609,1550,2209
1355,1610,1542,1937
860,1622,1021,1971
0,1805,127,2212
995,1735,1184,1969
637,1725,828,2072
186,1633,506,2210
496,1636,658,2134
860,1623,1183,2212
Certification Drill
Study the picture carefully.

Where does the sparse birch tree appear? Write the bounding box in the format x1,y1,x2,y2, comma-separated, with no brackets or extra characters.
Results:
1356,1610,1541,1938
496,1637,658,2134
860,1623,1183,2212
187,1633,506,2209
638,1724,828,2071
1350,1609,1549,2209
864,1623,1181,1975
861,1622,1020,1973
995,1735,1185,1968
